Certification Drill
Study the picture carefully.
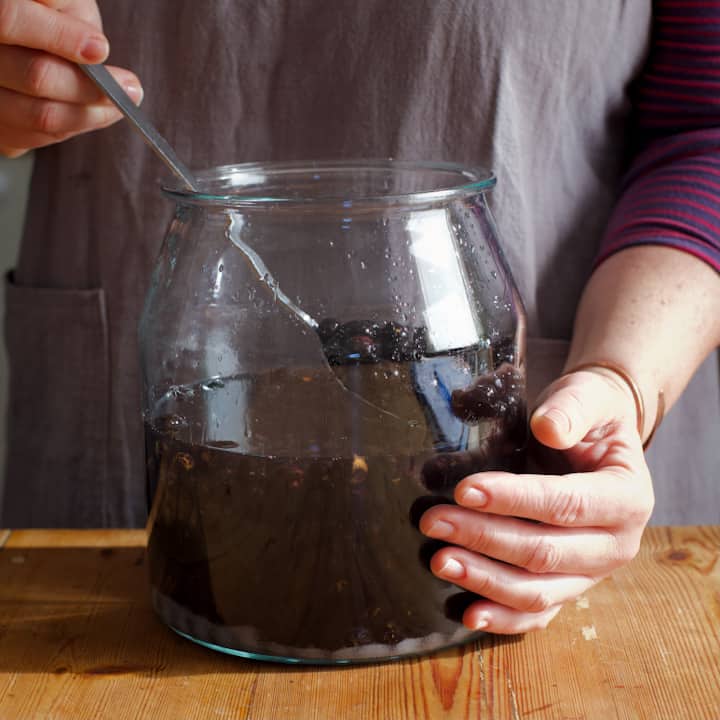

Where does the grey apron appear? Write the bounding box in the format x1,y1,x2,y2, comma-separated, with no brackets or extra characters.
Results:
4,1,718,527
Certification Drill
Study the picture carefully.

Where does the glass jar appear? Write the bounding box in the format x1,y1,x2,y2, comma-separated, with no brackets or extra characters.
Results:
139,160,527,664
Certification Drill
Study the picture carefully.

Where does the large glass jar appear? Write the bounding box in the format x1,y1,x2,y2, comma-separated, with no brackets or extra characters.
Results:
139,160,527,664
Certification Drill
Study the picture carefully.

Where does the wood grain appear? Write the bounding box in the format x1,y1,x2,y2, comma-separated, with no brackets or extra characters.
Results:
0,527,717,719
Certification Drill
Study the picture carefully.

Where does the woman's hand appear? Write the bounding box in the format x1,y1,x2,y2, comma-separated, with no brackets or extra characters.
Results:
0,0,142,157
420,367,654,634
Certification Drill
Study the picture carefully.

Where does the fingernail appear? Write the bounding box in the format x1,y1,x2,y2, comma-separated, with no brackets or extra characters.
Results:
80,35,109,62
123,83,144,104
426,519,454,539
460,487,487,507
439,558,465,579
537,407,570,433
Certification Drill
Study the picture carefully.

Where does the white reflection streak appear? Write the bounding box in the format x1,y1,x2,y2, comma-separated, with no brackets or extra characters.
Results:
213,257,224,298
408,210,479,351
227,170,267,187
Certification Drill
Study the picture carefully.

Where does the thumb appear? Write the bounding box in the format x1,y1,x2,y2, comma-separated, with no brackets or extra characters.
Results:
529,370,635,450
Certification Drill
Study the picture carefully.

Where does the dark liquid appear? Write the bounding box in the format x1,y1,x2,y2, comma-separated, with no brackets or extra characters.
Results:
145,357,525,662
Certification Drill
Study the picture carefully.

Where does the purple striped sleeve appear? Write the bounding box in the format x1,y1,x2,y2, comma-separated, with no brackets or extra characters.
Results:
597,0,720,271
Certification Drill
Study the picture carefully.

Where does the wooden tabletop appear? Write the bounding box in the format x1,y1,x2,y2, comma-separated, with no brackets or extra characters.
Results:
0,526,718,720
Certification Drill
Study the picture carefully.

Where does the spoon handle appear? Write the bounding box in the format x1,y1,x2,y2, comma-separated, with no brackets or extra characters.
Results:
80,63,198,191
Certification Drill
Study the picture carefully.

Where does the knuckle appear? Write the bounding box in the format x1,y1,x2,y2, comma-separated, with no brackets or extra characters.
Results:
504,483,531,518
548,488,586,526
0,2,17,42
24,54,54,96
601,535,627,571
469,572,494,598
617,536,641,565
96,106,121,127
594,531,640,572
466,524,491,554
633,493,654,525
49,15,80,57
70,0,102,27
617,493,653,529
32,100,62,135
525,589,553,613
524,539,560,574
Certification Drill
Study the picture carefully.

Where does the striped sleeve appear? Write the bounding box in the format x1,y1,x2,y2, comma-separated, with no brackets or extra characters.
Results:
597,0,720,271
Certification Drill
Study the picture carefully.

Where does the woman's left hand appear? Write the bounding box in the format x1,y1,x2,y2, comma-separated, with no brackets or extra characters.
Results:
419,367,655,634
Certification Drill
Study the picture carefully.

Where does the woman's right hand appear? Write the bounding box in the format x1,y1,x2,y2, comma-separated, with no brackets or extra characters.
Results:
0,0,142,158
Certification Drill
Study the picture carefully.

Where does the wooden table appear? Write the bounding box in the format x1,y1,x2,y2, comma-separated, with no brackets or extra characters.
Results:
0,527,718,719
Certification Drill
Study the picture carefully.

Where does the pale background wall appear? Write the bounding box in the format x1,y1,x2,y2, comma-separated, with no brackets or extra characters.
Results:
0,153,34,507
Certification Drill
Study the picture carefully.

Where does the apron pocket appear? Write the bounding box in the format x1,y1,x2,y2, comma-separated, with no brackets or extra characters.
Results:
2,273,109,527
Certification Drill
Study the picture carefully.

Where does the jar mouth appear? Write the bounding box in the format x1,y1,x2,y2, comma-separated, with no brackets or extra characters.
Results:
161,159,496,209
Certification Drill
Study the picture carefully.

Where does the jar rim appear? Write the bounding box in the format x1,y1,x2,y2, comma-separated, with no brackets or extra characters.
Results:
161,159,496,208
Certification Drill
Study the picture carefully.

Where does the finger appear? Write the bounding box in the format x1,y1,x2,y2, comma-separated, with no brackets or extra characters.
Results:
430,547,596,613
0,123,75,152
0,46,142,104
0,0,109,63
454,468,653,528
530,370,637,451
420,505,633,574
0,86,125,136
463,600,563,634
34,0,102,28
